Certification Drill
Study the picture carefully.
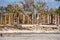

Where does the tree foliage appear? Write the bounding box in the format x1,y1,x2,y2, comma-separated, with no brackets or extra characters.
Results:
55,7,60,15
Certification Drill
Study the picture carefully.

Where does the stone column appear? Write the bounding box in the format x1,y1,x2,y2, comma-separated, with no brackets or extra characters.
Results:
48,14,50,24
37,15,40,24
17,16,19,24
1,13,2,25
23,15,25,24
44,15,45,24
32,14,34,24
8,14,10,25
53,14,56,25
5,15,6,25
56,14,58,25
13,14,15,25
53,14,55,24
59,16,60,25
54,15,56,24
39,15,41,25
28,16,29,24
58,14,59,25
0,13,1,24
10,14,14,25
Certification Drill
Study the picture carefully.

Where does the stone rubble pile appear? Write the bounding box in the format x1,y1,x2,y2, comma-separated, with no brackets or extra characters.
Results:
0,25,60,31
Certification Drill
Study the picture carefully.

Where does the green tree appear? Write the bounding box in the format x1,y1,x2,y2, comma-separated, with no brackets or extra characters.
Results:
55,7,60,15
6,4,14,13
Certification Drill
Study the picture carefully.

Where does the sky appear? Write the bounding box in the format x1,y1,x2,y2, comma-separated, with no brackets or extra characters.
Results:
0,0,60,9
47,1,60,9
0,0,24,6
45,0,60,9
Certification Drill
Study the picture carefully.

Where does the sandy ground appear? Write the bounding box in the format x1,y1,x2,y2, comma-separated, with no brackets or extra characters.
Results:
0,25,60,40
0,33,60,40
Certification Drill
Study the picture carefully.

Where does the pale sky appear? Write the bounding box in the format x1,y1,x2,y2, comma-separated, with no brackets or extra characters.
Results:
0,0,60,9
